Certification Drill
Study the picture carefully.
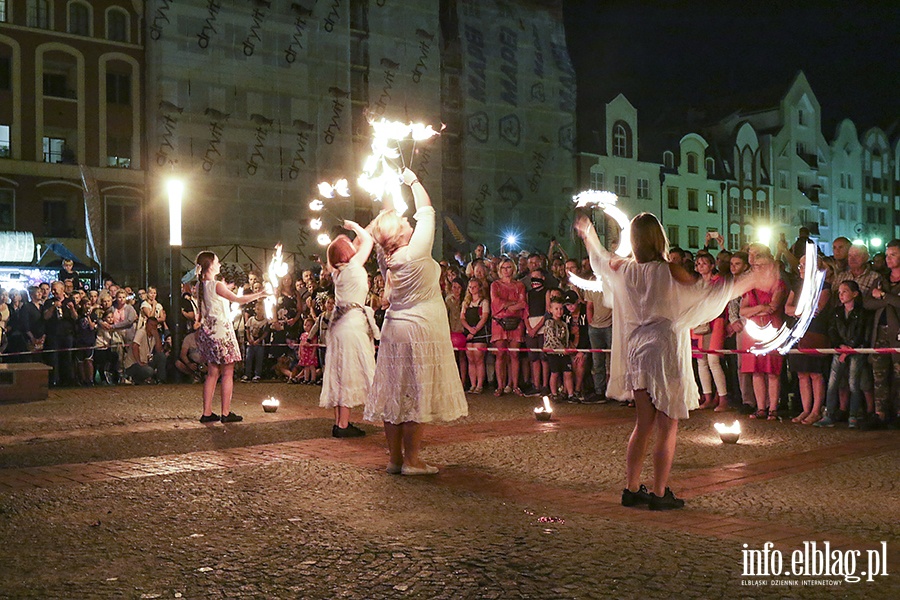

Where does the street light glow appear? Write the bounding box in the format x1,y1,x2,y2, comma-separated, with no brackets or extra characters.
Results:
756,227,772,246
870,237,883,248
167,179,184,246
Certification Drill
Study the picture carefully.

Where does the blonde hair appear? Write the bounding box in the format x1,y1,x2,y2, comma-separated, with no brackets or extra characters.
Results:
630,212,669,263
367,210,405,255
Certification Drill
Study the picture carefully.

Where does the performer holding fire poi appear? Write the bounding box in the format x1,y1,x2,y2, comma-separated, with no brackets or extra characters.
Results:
574,212,775,509
195,251,267,424
365,168,467,475
319,220,378,438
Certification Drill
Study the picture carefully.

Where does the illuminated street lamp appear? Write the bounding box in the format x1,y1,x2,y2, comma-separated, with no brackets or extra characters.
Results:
167,178,185,361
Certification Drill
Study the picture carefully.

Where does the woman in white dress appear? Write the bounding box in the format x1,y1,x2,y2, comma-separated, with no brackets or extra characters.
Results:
319,220,377,438
575,212,774,510
195,252,267,424
366,168,468,475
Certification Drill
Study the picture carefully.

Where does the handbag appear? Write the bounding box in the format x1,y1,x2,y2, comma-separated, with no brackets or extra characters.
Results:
496,316,522,331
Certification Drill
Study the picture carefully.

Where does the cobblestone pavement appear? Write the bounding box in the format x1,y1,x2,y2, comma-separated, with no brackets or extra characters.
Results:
0,383,897,599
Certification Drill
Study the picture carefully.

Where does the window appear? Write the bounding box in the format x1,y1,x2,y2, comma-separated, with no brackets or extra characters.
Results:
667,225,679,246
106,136,131,168
797,174,808,190
840,173,846,188
106,73,131,104
43,200,69,236
612,122,631,158
43,137,66,163
688,226,699,249
755,198,767,218
68,2,91,36
866,207,876,224
729,233,740,250
667,187,678,209
637,178,650,199
838,203,847,221
873,178,882,194
847,174,853,189
878,207,886,224
107,8,129,42
0,0,7,22
0,56,8,90
687,189,698,211
706,192,716,213
614,175,628,197
0,125,9,158
0,189,13,229
798,109,805,126
43,73,72,99
796,141,807,156
849,204,858,221
729,196,739,216
663,151,674,169
705,157,714,175
865,175,872,190
819,210,827,226
779,172,787,189
686,152,698,174
589,170,604,191
27,0,50,28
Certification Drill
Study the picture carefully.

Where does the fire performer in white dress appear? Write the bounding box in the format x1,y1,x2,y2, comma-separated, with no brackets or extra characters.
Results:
575,212,774,509
366,168,468,475
319,220,378,438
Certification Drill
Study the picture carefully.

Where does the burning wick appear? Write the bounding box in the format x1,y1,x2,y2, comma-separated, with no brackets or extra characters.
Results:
534,396,554,421
714,420,741,444
262,397,280,413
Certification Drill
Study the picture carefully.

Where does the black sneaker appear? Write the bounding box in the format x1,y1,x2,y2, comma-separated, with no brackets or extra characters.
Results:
220,412,243,423
621,484,652,507
649,488,685,511
199,413,220,424
333,424,365,438
566,395,581,404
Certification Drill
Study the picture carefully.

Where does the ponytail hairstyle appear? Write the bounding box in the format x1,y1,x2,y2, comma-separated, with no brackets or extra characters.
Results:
195,251,217,322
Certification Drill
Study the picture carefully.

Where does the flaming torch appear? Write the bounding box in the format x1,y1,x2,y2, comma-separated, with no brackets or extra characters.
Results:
263,243,289,319
358,117,442,215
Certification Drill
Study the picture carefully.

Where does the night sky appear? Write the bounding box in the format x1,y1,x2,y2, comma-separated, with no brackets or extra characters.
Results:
562,1,900,151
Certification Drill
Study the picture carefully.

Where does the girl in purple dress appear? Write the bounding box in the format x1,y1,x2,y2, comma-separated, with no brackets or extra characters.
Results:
195,252,266,424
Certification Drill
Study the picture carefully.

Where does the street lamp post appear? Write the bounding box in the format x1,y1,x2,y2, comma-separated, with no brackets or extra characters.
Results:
167,179,184,366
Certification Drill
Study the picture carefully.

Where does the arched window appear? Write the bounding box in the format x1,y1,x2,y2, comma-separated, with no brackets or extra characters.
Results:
68,1,91,36
663,151,674,169
705,157,715,175
106,8,129,42
686,152,698,173
612,121,631,158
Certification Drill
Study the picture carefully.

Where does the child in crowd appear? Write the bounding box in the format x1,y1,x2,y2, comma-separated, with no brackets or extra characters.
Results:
815,280,871,428
295,317,319,383
275,330,300,381
309,295,335,383
543,298,575,402
74,297,99,386
461,278,491,393
563,290,589,401
93,310,121,384
242,302,269,382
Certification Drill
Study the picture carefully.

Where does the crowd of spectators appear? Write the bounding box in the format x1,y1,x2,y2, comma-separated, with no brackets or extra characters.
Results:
1,229,899,431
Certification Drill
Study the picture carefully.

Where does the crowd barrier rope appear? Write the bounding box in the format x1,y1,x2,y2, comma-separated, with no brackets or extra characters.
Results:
5,343,900,359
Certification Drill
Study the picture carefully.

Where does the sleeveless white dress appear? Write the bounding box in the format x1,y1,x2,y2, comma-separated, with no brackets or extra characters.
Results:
319,262,377,409
196,280,242,365
365,206,468,424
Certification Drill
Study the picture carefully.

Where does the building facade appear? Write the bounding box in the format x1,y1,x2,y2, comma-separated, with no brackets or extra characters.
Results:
0,0,146,284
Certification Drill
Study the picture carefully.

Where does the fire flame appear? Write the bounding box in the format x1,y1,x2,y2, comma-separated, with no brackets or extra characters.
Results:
317,233,332,246
572,190,631,257
713,421,741,435
534,396,554,414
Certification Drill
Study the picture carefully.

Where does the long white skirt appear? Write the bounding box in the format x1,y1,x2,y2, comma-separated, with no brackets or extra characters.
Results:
319,309,375,409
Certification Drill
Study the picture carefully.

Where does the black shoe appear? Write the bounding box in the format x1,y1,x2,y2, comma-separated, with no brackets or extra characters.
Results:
220,412,243,423
859,415,887,430
566,395,581,404
621,484,652,507
649,488,685,511
199,413,220,424
833,409,849,423
333,424,365,438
